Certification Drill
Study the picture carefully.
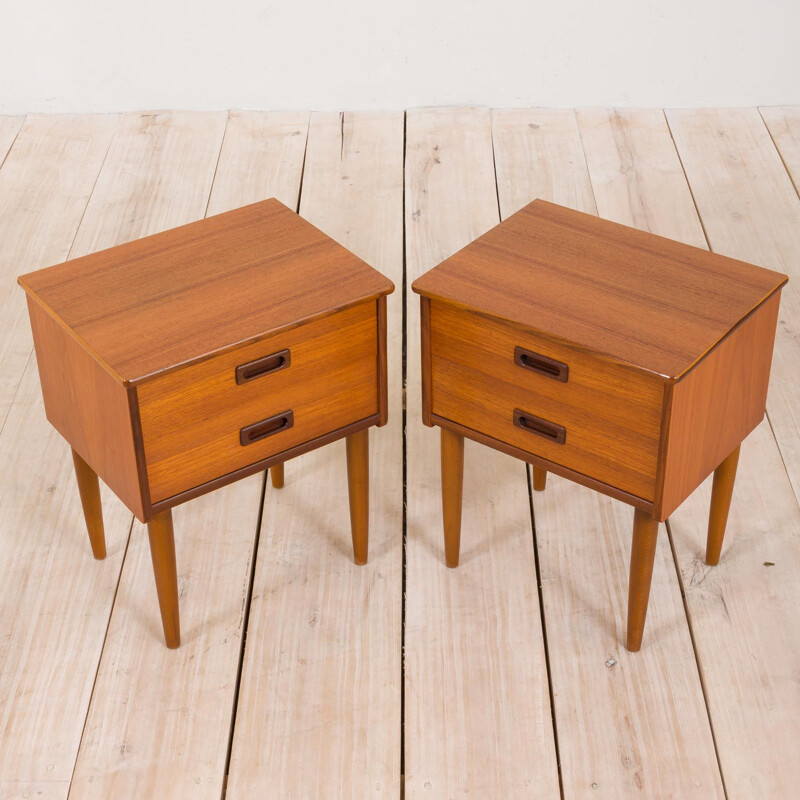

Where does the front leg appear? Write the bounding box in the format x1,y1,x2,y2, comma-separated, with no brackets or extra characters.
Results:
147,509,180,649
346,429,369,565
441,427,465,568
626,508,659,652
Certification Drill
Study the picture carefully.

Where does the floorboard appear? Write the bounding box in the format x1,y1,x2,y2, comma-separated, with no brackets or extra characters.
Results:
665,107,800,799
226,111,404,799
760,106,800,197
404,107,561,799
491,107,725,798
65,110,269,799
0,114,122,800
1,106,799,800
207,110,310,212
0,116,23,168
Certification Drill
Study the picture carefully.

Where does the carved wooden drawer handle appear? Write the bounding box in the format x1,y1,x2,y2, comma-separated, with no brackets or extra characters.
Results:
513,408,566,445
240,410,294,446
235,349,290,384
514,346,568,382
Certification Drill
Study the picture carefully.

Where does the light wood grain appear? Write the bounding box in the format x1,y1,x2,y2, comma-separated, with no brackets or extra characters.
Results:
666,107,800,798
226,111,403,799
67,111,226,256
206,110,309,213
672,420,800,798
495,108,724,797
760,106,800,196
0,115,124,799
72,479,264,796
493,107,594,216
405,107,560,799
575,108,707,248
0,114,119,432
0,116,23,166
0,362,134,800
64,109,266,799
0,782,68,800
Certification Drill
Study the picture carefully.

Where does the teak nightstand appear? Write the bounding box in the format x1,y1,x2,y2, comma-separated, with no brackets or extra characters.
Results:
413,199,787,651
19,198,394,649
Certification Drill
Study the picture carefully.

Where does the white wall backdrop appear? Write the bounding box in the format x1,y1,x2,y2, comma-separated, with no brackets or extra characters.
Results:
1,0,798,113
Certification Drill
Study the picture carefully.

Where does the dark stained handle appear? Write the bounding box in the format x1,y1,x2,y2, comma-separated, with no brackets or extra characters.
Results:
514,346,568,382
240,410,294,446
236,349,290,384
513,408,566,445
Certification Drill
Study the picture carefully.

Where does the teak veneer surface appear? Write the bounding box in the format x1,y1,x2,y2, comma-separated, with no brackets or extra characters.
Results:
18,197,394,385
430,301,663,500
657,290,781,518
412,199,786,380
139,301,379,502
26,296,144,518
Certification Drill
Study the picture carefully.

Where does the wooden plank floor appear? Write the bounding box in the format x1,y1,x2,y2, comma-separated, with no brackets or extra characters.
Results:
0,107,798,799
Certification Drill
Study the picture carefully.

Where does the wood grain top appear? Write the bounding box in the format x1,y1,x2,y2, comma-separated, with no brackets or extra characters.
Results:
412,199,787,379
18,198,394,385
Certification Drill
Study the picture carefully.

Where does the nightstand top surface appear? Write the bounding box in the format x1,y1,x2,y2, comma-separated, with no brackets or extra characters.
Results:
19,199,394,384
412,200,787,379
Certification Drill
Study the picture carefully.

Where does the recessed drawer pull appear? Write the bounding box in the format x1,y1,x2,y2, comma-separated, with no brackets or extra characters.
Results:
514,346,568,382
235,349,290,384
513,408,566,445
240,410,294,446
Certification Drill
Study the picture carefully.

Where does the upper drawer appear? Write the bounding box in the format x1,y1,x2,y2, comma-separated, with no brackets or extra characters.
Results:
429,301,664,501
139,302,379,503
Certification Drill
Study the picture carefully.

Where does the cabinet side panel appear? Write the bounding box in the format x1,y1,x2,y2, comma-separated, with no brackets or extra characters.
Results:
26,296,144,519
658,291,781,519
377,295,388,425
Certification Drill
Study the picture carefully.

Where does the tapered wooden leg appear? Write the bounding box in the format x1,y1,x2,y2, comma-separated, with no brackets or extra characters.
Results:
346,429,369,565
71,448,106,560
147,509,180,649
441,427,465,568
706,444,741,567
270,462,285,489
627,508,659,652
533,466,547,492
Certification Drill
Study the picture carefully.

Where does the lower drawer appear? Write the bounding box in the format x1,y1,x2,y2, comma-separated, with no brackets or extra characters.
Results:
138,302,379,502
429,302,664,501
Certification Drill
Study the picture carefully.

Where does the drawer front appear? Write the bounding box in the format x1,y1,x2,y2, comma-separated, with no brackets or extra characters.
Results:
430,302,664,501
139,302,379,503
